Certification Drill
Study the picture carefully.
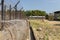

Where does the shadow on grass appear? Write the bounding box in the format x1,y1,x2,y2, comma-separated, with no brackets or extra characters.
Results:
54,24,60,26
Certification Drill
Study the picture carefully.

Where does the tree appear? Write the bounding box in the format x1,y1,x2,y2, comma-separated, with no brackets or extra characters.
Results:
25,10,47,16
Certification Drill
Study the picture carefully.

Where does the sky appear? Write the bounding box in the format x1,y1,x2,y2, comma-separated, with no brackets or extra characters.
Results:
0,0,60,13
21,0,60,13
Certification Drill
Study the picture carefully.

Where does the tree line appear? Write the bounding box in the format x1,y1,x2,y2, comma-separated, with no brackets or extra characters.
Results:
23,10,47,16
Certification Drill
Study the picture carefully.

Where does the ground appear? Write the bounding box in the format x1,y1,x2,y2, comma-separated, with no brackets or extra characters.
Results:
0,20,29,40
0,19,60,40
29,19,60,40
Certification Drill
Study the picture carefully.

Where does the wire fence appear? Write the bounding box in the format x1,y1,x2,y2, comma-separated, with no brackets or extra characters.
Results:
0,0,26,30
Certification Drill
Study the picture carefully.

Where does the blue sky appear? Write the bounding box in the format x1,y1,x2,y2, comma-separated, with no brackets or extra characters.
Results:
0,0,60,13
21,0,60,13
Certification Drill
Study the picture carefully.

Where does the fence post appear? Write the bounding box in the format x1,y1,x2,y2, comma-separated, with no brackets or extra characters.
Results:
0,0,4,30
15,6,17,19
9,5,11,20
4,5,6,20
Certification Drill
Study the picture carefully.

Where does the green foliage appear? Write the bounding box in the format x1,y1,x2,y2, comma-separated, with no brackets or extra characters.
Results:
24,10,47,16
25,10,33,16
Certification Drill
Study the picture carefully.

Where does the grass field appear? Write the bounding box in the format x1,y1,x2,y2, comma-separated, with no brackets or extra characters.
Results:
29,19,60,40
29,19,52,29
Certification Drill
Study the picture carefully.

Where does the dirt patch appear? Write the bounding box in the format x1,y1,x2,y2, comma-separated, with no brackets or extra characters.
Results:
0,20,29,40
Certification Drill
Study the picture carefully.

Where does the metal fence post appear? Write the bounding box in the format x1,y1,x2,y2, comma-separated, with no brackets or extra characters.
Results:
9,5,11,20
0,0,4,30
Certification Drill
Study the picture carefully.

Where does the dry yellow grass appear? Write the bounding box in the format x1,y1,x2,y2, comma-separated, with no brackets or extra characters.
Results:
0,31,3,38
29,19,51,28
29,19,60,40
